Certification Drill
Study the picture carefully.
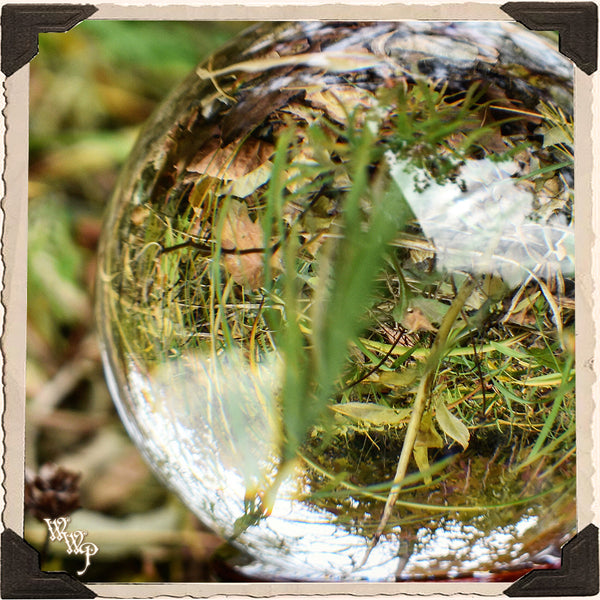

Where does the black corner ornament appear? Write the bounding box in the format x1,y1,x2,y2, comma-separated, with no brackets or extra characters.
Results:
501,2,598,74
504,524,599,597
1,529,96,599
1,3,98,78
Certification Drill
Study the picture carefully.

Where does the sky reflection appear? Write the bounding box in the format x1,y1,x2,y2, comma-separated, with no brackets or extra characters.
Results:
387,154,574,287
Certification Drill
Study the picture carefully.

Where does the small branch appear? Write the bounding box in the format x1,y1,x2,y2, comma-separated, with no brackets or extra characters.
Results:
341,329,404,392
158,239,281,257
360,275,476,567
27,337,99,469
159,184,328,258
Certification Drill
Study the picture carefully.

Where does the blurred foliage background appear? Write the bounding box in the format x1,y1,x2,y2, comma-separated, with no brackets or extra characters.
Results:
25,19,253,583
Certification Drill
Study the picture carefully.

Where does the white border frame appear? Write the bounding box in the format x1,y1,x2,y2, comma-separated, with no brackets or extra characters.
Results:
1,1,598,598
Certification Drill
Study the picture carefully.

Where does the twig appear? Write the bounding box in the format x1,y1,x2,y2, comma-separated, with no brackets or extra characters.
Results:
158,183,328,258
27,338,98,469
471,338,487,418
341,329,404,392
360,275,476,566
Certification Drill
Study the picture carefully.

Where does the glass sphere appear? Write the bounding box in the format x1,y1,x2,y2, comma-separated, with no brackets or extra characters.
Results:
97,21,576,581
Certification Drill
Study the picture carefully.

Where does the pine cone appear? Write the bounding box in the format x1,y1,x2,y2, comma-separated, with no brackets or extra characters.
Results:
24,463,82,521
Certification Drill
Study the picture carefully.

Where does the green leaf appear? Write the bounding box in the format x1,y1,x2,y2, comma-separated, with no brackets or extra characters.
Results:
514,160,573,183
233,509,264,538
521,371,574,387
330,402,411,427
434,398,470,450
490,340,530,362
542,125,572,148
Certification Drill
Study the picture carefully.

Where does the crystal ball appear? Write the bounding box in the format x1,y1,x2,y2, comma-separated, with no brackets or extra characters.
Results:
97,21,576,581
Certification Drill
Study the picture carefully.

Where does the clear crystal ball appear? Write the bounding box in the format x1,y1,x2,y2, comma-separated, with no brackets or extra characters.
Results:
97,21,576,581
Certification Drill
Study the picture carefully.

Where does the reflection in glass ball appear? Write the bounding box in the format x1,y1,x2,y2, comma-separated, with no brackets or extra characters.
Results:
97,21,576,581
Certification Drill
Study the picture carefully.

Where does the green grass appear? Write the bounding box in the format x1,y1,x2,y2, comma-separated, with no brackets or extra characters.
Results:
101,59,575,550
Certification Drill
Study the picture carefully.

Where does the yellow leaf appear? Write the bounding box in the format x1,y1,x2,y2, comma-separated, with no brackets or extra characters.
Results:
412,447,433,484
306,86,376,125
377,368,418,389
330,402,411,427
414,412,444,449
435,398,470,450
226,161,273,198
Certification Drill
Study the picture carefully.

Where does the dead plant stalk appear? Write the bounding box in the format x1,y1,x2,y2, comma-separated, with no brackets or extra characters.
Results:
362,275,477,565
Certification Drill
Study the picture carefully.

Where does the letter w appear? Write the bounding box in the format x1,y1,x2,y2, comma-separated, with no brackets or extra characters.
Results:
63,530,87,554
43,517,69,542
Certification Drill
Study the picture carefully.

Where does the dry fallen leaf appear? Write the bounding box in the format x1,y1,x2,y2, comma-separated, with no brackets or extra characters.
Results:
401,307,437,333
504,306,537,327
330,402,411,427
226,161,273,198
221,201,281,290
189,136,274,181
306,85,376,125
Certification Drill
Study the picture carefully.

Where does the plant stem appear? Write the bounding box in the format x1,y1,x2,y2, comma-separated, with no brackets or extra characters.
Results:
360,275,476,566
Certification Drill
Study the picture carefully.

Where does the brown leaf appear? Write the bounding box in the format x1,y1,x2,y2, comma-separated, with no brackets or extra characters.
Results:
402,307,437,333
448,108,508,154
505,306,537,327
484,81,542,132
227,161,273,198
86,449,153,512
189,136,274,181
478,128,510,154
221,201,271,290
